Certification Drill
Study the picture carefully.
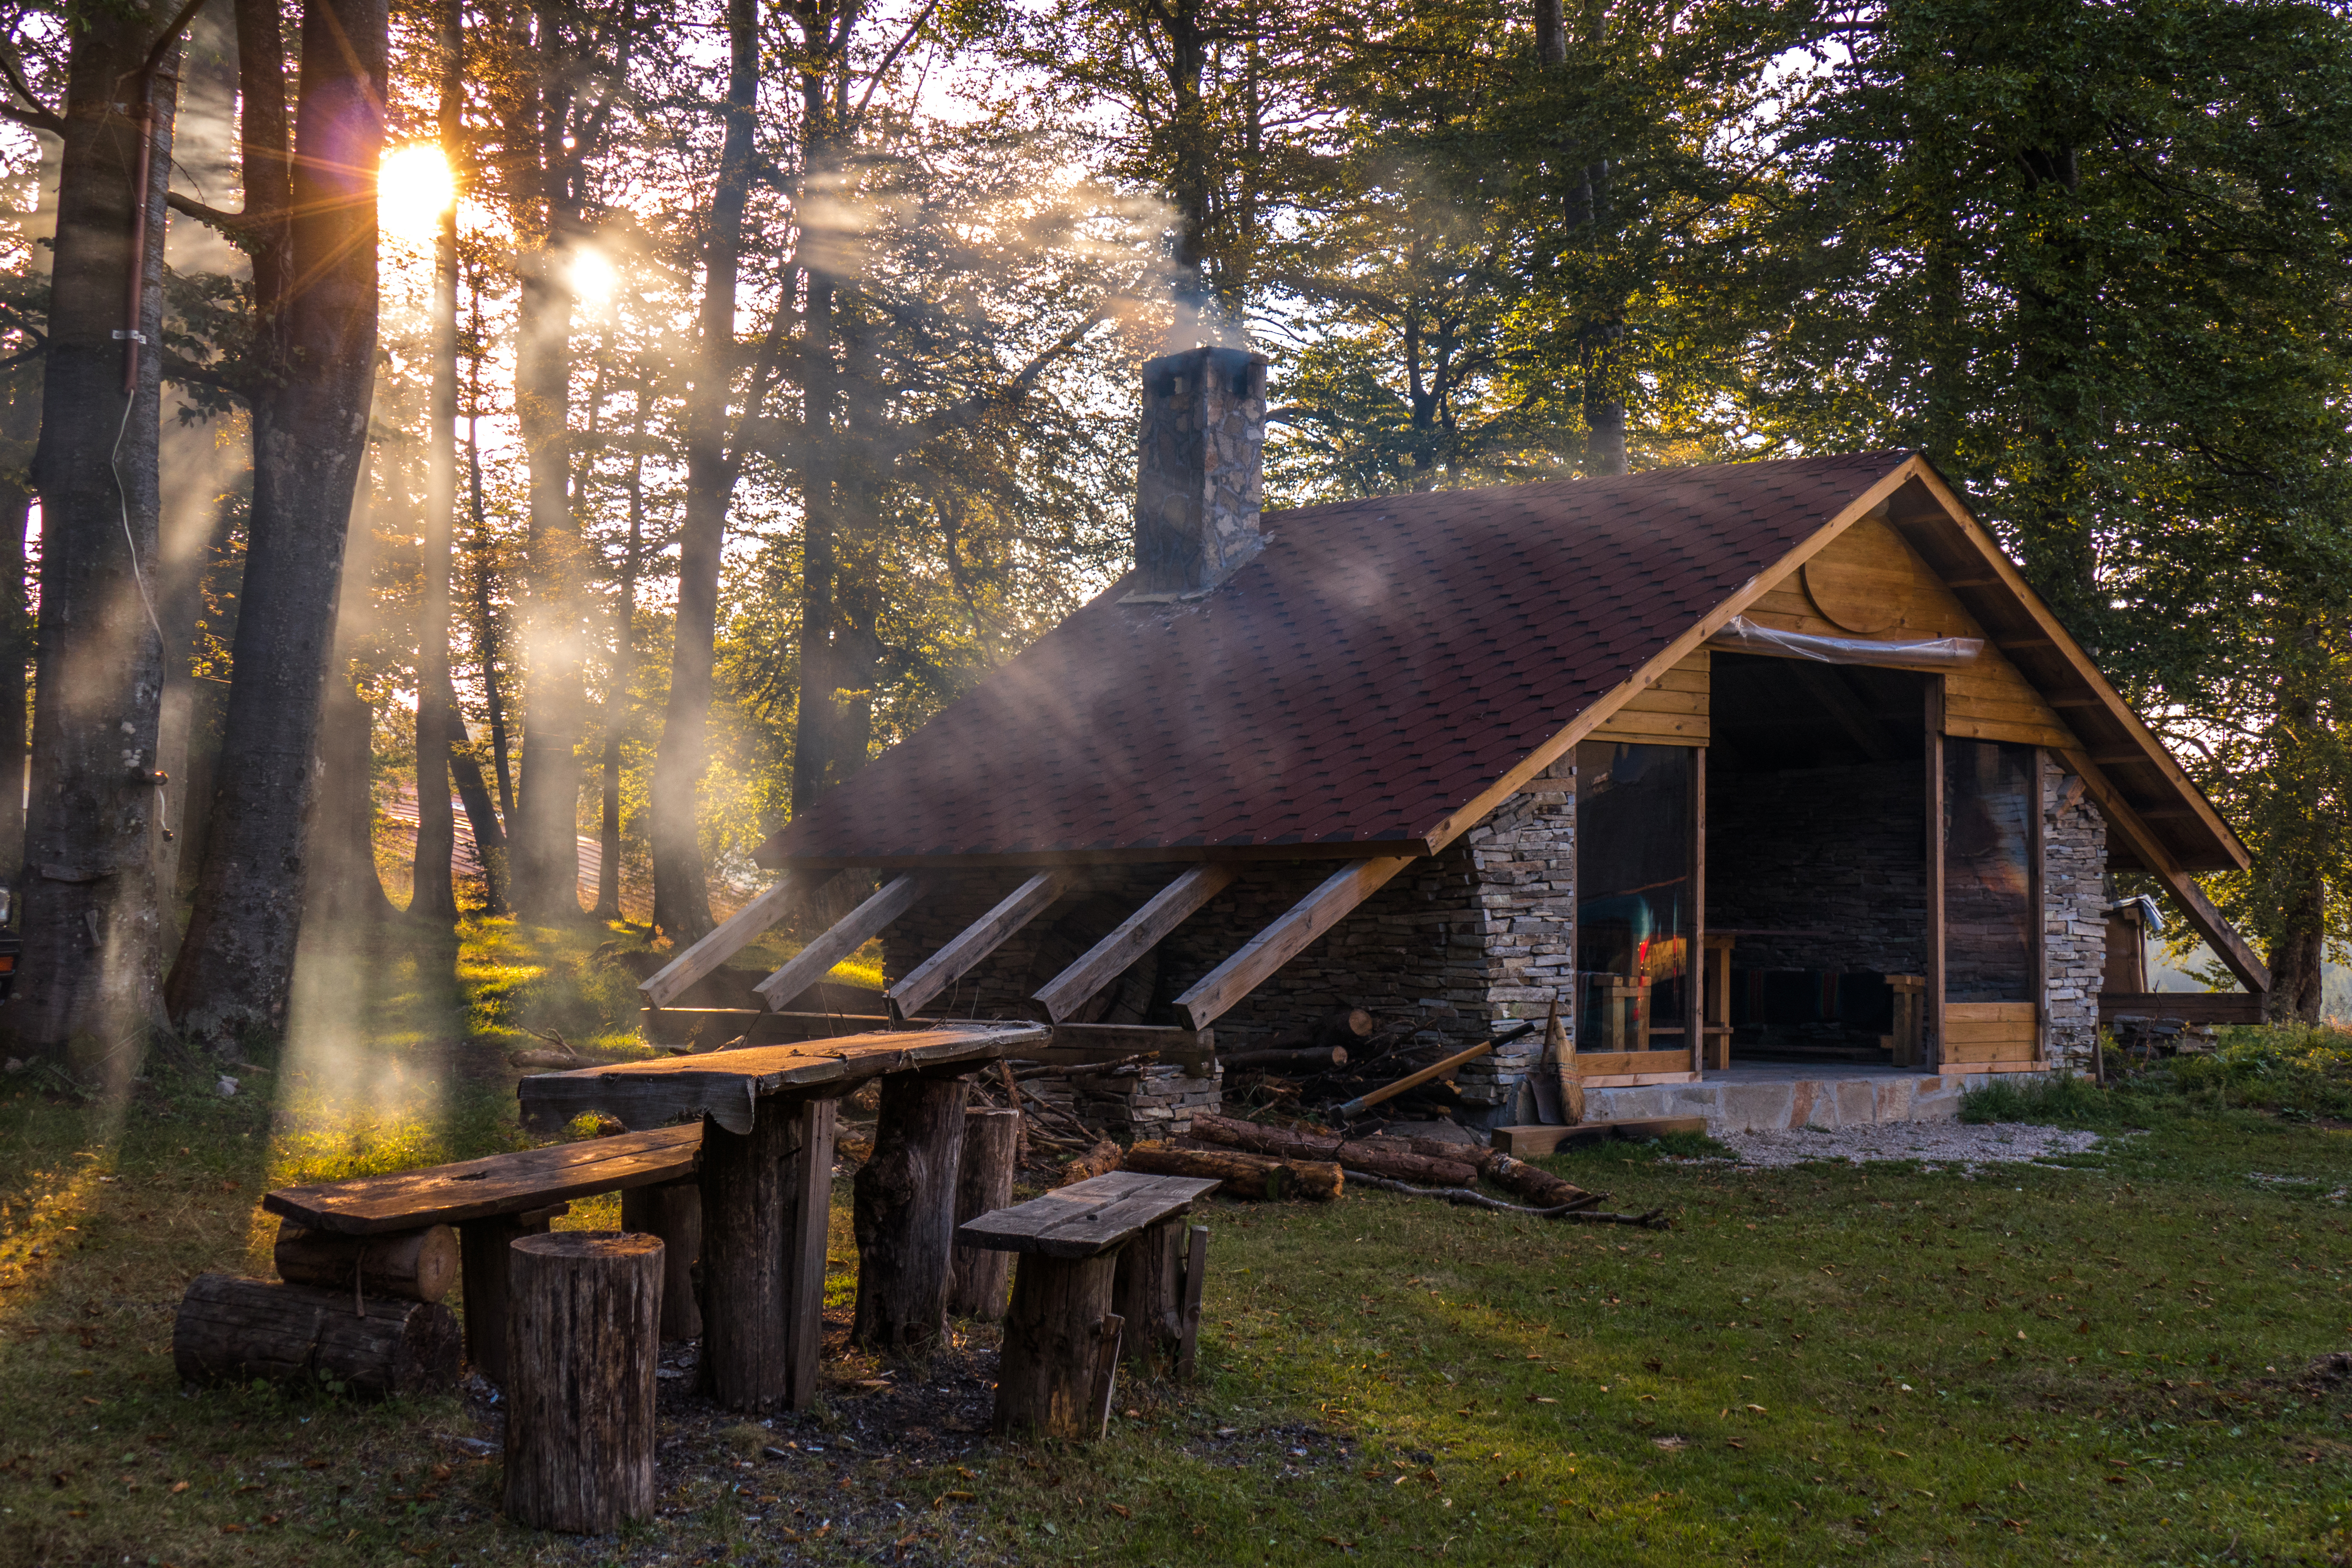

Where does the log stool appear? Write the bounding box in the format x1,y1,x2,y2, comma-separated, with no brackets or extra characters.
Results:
502,1231,664,1534
955,1172,1218,1439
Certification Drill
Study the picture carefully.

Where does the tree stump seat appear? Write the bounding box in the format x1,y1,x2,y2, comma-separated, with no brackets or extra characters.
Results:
261,1124,702,1384
955,1172,1219,1439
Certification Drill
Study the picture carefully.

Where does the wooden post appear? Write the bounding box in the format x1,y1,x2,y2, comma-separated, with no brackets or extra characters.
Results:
1111,1216,1186,1374
853,1072,969,1351
1177,1225,1209,1380
456,1204,562,1385
946,1108,1017,1321
1689,743,1706,1075
502,1232,663,1534
699,1096,836,1412
172,1275,461,1397
620,1182,703,1341
993,1253,1121,1440
1925,678,1947,1070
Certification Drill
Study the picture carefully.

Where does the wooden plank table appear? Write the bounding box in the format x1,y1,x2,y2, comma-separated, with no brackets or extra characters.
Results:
516,1026,1045,1413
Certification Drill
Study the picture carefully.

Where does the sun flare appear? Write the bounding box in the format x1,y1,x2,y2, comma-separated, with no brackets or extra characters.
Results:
377,144,455,242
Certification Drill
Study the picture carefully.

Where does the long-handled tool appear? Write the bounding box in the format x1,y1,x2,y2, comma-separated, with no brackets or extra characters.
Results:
1325,1020,1537,1127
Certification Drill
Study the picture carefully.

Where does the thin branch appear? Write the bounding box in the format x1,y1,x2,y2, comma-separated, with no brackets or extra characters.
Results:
851,0,942,122
0,50,59,135
165,191,249,233
138,0,216,85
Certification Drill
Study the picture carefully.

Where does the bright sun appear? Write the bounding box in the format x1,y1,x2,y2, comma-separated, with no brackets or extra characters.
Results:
378,144,455,242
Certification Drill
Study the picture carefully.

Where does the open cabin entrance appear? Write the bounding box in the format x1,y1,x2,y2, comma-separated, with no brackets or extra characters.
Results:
1700,653,1936,1069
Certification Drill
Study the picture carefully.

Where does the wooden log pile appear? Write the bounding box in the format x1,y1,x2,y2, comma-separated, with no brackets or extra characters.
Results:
1169,1112,1668,1227
1218,1007,1476,1121
172,1219,469,1396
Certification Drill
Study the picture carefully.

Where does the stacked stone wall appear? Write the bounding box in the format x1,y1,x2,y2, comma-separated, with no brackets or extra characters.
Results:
2043,756,2107,1069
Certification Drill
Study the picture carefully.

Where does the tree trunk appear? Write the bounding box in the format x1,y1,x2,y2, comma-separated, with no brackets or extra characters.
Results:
649,0,761,944
594,414,644,922
505,11,588,925
12,8,182,1063
167,0,388,1052
992,1254,1121,1440
0,461,32,876
409,0,462,926
501,1231,662,1534
173,1274,462,1396
945,1106,1016,1321
442,695,508,913
273,1221,459,1303
851,1072,968,1351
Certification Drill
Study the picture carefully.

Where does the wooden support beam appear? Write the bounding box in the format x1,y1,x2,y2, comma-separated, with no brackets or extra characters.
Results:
1173,857,1417,1032
639,869,838,1008
2059,750,2270,996
1032,864,1237,1023
888,872,1068,1021
753,874,928,1011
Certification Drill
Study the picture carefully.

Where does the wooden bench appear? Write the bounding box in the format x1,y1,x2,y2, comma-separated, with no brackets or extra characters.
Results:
956,1171,1218,1439
262,1125,703,1385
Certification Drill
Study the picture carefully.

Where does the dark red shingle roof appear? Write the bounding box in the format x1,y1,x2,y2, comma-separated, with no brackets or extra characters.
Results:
759,453,1911,864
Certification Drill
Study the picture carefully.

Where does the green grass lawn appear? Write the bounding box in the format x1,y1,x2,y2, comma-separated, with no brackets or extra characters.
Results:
2,920,2348,1566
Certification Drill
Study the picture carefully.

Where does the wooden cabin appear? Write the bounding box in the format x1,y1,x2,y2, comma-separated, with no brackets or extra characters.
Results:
647,348,2264,1130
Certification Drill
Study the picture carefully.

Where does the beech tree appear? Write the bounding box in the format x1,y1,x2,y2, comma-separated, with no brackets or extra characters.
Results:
166,0,390,1051
9,3,183,1061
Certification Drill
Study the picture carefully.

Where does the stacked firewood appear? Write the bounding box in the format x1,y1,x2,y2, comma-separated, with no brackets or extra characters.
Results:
1220,1007,1473,1121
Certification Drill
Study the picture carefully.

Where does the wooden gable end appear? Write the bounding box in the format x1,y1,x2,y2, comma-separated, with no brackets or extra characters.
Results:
1740,514,2077,751
1592,648,1710,744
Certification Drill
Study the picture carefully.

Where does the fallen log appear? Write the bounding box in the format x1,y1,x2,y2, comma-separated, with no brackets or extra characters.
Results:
273,1222,460,1304
1345,1172,1667,1228
1486,1152,1600,1212
1055,1137,1125,1188
1220,1045,1349,1073
1181,1118,1474,1186
173,1274,462,1396
1122,1143,1342,1202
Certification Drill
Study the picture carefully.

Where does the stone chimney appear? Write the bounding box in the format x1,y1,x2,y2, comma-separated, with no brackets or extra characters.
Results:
1130,345,1269,599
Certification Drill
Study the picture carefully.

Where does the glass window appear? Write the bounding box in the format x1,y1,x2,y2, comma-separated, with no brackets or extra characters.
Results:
1575,741,1693,1050
1943,739,2036,1002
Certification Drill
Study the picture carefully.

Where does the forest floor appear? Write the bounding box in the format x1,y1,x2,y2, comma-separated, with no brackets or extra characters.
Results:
2,917,2349,1567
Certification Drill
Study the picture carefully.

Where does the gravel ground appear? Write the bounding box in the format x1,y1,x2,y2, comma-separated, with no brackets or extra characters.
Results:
1697,1119,2110,1171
